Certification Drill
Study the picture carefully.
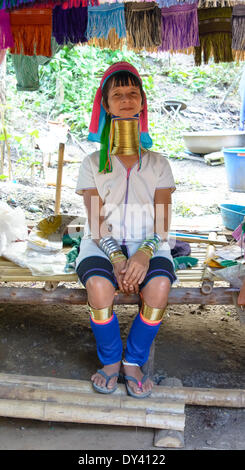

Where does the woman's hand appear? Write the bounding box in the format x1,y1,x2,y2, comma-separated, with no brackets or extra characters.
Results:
112,259,129,293
120,251,150,295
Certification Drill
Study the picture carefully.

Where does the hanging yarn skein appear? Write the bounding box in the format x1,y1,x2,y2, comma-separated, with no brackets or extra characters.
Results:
9,8,52,57
52,4,88,45
197,0,233,7
232,4,245,51
125,2,162,52
0,10,14,50
159,2,199,52
61,0,98,9
0,0,60,9
87,4,126,41
156,0,198,7
194,7,233,65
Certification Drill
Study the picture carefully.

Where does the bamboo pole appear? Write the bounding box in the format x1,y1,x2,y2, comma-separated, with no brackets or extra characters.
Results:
0,374,244,408
0,286,237,306
0,384,184,414
0,274,78,282
55,143,65,215
0,399,185,431
172,236,229,246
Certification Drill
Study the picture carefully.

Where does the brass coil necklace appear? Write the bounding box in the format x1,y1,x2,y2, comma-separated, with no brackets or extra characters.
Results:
110,116,141,157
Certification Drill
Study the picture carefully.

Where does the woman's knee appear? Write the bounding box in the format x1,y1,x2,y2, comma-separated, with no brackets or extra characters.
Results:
86,276,115,308
141,276,171,308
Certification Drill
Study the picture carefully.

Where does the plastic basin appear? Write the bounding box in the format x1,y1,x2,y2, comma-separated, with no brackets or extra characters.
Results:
220,203,245,230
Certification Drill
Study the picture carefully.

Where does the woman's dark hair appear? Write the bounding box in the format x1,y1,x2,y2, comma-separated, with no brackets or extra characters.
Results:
102,71,144,109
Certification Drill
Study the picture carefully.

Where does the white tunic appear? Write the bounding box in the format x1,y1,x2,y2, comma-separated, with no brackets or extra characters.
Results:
75,150,175,267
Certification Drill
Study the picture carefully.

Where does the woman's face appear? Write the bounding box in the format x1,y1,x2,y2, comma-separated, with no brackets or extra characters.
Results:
104,79,143,119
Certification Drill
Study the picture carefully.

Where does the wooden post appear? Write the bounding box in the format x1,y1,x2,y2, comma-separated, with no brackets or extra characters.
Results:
232,292,245,325
142,341,155,377
201,233,217,294
154,377,185,448
55,142,65,215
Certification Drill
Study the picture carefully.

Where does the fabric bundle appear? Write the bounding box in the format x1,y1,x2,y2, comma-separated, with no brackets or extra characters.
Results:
124,2,161,52
11,37,64,91
0,10,14,50
232,4,245,55
159,3,199,52
194,7,233,65
86,4,126,40
9,8,52,56
52,4,88,44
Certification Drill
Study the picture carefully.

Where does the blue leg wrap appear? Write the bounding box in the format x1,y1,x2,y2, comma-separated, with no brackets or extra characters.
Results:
125,313,161,366
90,312,123,365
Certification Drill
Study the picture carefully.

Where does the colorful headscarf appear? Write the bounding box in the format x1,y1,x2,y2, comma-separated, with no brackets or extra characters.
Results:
88,61,152,172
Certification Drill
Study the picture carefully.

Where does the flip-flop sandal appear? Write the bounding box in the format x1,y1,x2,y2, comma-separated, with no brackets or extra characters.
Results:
92,369,119,394
124,374,152,399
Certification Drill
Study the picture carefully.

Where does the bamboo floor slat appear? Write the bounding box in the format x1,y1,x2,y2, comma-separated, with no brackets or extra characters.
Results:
0,244,210,284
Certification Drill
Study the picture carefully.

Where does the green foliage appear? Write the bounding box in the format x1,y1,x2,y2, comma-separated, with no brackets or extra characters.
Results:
167,62,243,94
175,201,194,217
149,118,187,156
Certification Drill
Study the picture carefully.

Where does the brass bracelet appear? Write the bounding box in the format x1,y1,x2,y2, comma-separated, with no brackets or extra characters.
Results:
109,251,127,264
111,256,127,264
138,246,153,259
109,250,125,260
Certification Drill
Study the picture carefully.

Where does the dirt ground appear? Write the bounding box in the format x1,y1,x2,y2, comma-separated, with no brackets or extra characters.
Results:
0,299,244,451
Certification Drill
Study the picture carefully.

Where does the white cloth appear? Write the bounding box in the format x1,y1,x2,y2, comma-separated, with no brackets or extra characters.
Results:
2,241,74,276
75,150,175,267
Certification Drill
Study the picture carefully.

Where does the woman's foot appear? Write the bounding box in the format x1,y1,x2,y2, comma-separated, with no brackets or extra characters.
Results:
122,363,153,396
91,361,121,392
